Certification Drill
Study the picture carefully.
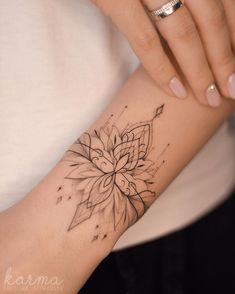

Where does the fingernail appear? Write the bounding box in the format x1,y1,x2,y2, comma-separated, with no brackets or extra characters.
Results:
228,73,235,100
206,84,221,107
169,77,187,99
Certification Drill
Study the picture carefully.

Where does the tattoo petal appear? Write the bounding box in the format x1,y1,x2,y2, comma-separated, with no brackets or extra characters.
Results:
58,104,167,239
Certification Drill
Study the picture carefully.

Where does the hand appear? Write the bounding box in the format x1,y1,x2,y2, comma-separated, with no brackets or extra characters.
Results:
91,0,235,107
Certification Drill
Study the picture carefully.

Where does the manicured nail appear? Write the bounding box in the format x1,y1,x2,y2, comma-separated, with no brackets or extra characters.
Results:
206,84,221,107
228,73,235,100
169,77,187,99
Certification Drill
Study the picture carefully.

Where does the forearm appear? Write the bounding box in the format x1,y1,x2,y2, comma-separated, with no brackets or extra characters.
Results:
0,66,234,293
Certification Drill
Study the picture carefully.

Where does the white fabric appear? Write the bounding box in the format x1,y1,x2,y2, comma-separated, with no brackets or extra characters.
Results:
0,0,234,250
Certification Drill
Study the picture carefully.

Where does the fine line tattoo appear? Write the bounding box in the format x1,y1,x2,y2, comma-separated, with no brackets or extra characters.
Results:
57,104,169,240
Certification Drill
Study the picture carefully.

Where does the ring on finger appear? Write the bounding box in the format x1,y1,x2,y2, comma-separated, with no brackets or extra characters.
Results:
148,0,184,21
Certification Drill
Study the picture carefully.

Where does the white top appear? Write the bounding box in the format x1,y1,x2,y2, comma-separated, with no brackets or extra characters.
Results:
0,0,234,250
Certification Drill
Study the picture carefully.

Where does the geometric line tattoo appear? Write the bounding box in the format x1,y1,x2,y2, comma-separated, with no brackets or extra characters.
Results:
56,104,169,240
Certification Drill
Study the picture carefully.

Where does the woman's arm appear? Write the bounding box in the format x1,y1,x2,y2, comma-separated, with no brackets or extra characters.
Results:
0,66,234,294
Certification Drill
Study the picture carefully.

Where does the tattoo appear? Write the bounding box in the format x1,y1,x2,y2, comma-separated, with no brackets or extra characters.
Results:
56,104,168,240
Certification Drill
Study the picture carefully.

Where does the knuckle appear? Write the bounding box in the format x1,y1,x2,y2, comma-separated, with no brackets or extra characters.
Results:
208,3,226,28
173,16,197,42
134,29,159,51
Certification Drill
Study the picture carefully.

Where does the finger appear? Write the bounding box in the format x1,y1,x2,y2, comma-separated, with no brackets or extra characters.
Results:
222,0,235,49
185,0,235,101
145,0,221,107
222,0,235,100
92,0,187,98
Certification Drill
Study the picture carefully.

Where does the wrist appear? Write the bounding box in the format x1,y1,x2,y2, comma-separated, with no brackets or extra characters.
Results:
0,159,119,293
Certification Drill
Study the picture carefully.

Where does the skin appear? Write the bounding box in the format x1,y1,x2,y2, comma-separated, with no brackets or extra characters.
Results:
0,66,234,293
91,0,235,105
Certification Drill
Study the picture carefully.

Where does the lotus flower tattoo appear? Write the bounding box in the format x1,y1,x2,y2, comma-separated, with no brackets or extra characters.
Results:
57,104,167,240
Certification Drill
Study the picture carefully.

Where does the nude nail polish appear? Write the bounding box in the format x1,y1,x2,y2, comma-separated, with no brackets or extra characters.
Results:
228,73,235,100
206,84,221,108
169,77,187,99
